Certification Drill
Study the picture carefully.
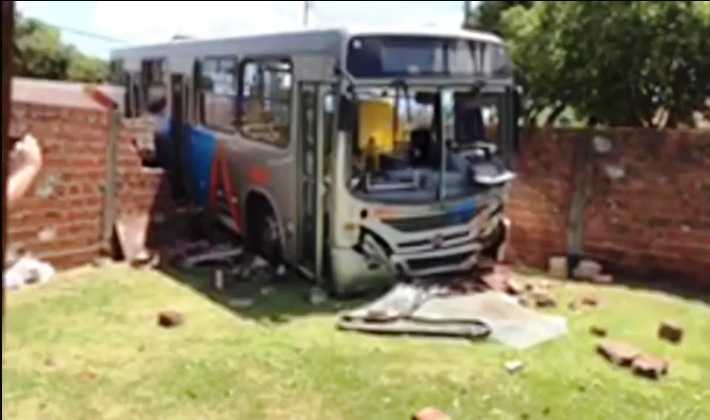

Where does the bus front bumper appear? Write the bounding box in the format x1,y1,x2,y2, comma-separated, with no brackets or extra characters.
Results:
329,216,509,296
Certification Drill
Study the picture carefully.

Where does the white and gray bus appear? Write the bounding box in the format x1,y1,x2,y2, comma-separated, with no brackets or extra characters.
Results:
110,25,519,295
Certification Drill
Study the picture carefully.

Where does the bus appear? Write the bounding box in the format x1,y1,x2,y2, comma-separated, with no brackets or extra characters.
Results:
109,25,519,295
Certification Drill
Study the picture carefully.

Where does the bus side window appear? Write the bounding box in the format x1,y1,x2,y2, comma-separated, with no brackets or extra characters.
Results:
197,56,238,132
238,58,293,147
140,58,167,116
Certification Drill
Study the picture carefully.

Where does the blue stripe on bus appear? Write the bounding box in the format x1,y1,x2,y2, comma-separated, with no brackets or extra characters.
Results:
160,117,219,207
185,125,217,206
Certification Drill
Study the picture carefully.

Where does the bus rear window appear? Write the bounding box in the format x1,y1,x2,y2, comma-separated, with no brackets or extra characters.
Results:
345,35,511,79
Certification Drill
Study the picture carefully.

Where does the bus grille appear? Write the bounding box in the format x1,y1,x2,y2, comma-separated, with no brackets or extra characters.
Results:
383,210,478,233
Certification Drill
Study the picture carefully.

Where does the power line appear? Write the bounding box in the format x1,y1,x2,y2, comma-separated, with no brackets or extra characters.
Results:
21,16,130,45
49,23,130,45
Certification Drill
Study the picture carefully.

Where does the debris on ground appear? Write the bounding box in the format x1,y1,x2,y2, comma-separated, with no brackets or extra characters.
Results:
592,274,614,284
3,253,55,289
213,269,226,291
581,294,601,307
548,256,568,278
412,407,451,420
163,240,210,262
478,264,527,296
518,295,532,307
181,245,243,268
130,249,159,268
157,310,185,328
226,297,254,309
589,326,608,337
532,290,557,308
658,321,684,344
631,355,669,380
480,266,512,293
259,285,275,296
92,256,112,267
309,287,328,306
597,340,671,380
505,277,525,295
573,259,603,280
504,359,526,374
241,255,275,283
597,340,640,367
115,213,150,263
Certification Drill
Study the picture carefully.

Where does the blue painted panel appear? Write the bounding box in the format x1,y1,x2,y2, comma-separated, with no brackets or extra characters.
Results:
185,126,217,206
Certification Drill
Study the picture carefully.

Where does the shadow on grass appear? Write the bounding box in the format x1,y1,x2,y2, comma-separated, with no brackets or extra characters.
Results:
157,264,371,325
140,185,708,326
134,188,372,325
516,265,710,306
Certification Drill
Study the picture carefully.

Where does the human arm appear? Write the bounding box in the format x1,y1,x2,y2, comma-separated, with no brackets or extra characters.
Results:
7,133,42,208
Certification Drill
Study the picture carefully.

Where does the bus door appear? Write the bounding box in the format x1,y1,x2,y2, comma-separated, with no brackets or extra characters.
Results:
297,82,334,283
169,73,189,203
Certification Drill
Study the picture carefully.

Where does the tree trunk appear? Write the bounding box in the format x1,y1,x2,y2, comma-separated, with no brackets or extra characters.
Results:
545,103,566,127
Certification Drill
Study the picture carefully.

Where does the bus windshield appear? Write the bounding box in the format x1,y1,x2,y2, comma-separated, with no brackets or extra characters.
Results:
345,35,512,79
339,85,513,204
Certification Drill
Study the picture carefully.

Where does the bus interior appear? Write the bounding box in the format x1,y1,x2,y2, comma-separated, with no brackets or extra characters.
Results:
336,85,516,205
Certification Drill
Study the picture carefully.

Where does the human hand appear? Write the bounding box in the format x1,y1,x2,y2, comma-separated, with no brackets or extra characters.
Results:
10,133,43,174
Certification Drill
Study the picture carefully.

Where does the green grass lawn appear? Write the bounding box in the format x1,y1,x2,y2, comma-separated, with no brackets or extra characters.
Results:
3,265,710,419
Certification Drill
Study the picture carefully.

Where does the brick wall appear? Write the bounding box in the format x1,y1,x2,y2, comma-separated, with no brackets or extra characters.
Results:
9,102,108,268
7,78,171,269
507,128,710,290
116,119,172,217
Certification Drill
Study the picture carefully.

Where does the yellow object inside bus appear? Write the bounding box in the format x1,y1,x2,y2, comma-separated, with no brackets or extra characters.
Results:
357,100,407,158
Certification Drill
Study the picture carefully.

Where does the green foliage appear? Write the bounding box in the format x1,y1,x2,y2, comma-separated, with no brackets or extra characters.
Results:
13,14,107,83
495,1,710,128
466,1,534,34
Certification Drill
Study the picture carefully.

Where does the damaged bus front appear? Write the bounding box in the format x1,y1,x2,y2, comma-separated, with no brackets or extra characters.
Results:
323,30,519,294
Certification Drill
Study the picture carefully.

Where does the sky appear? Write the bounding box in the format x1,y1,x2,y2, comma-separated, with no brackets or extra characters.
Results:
17,1,470,58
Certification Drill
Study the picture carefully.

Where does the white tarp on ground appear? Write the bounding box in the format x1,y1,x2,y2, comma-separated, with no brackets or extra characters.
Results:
338,285,567,349
412,292,568,349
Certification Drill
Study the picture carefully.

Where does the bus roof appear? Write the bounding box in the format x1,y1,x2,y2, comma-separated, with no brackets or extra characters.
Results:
110,25,504,59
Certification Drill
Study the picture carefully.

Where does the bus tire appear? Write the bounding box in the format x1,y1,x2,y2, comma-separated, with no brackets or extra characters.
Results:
245,195,282,264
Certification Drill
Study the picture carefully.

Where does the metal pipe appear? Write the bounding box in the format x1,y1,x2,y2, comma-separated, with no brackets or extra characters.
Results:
2,0,16,344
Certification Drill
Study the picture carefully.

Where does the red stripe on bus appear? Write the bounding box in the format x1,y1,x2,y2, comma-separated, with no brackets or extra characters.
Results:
210,143,243,234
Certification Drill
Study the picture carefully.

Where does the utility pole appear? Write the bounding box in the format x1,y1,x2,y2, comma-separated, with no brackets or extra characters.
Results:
2,0,16,346
302,1,314,27
462,0,472,29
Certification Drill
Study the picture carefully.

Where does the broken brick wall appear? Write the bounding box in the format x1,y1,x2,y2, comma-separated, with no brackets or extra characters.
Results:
8,102,109,269
116,119,172,218
507,128,710,290
7,79,172,269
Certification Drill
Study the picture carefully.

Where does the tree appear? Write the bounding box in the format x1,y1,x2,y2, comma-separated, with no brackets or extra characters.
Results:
67,49,108,83
466,1,534,34
13,14,107,83
500,1,710,128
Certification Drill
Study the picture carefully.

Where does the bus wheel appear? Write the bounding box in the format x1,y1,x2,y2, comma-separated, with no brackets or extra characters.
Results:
246,200,282,264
